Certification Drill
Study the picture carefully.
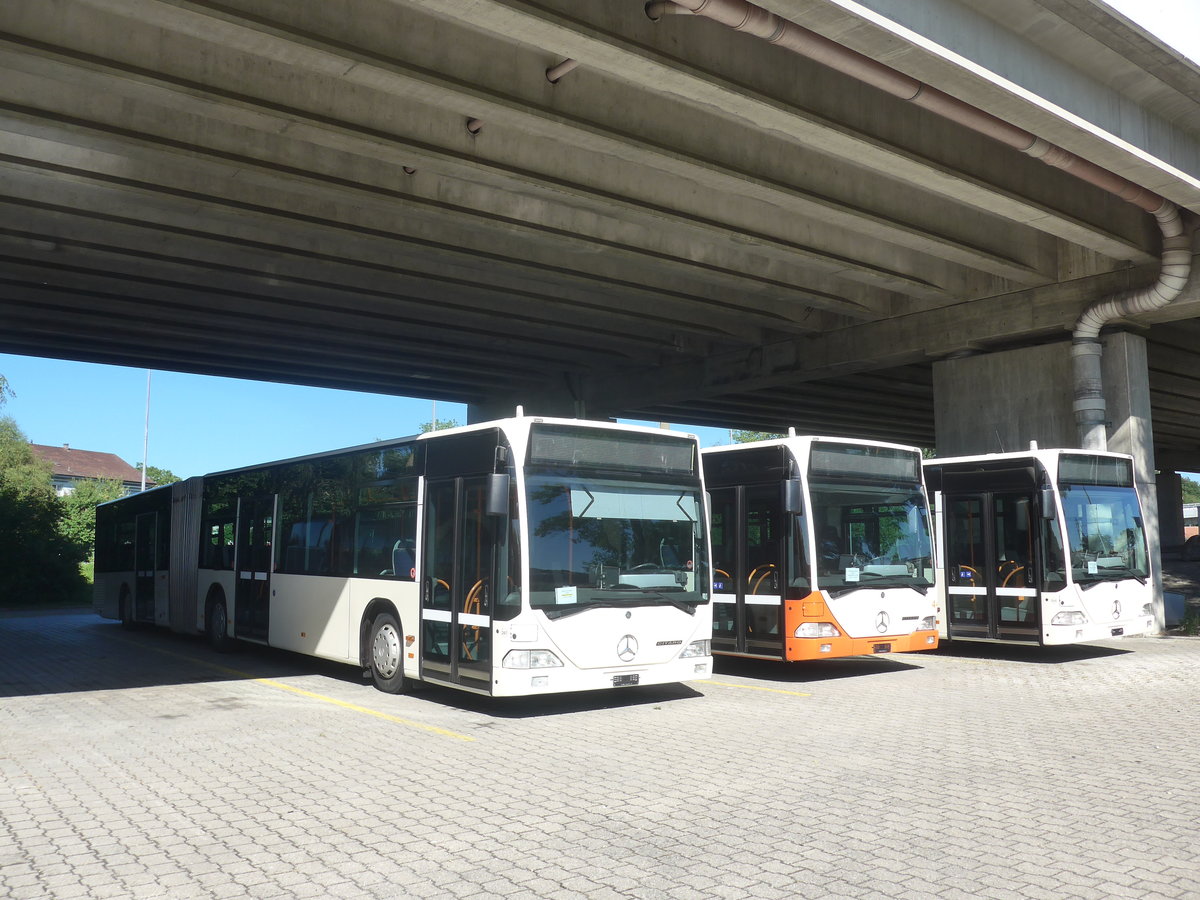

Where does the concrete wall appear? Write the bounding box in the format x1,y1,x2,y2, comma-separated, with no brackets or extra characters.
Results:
933,341,1074,455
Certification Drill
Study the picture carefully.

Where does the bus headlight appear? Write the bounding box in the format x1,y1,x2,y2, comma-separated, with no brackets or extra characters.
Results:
919,616,936,631
795,622,840,638
1051,611,1087,626
679,639,710,658
502,649,563,669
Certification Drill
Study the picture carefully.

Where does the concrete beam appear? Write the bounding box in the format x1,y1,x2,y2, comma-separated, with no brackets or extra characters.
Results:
42,0,1157,274
760,0,1200,209
396,0,1154,261
583,255,1200,412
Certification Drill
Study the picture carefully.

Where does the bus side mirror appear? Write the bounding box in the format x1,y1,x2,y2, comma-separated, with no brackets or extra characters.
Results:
1040,487,1056,518
487,473,510,517
784,477,804,515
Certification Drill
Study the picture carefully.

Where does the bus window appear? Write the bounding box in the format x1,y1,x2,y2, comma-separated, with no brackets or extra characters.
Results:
201,495,236,570
495,478,522,622
788,512,810,590
353,506,416,579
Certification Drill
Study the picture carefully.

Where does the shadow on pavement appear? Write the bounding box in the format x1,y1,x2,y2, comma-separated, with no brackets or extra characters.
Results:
0,611,706,717
712,652,924,684
419,680,706,719
0,612,361,699
930,640,1131,664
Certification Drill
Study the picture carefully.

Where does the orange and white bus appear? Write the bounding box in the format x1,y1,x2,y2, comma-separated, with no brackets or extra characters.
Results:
701,433,938,660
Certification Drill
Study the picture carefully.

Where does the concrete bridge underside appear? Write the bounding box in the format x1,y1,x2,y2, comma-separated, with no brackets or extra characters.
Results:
1,0,1200,475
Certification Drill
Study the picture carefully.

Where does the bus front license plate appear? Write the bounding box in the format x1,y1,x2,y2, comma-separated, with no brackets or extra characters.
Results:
613,674,640,687
872,643,891,654
1111,627,1124,637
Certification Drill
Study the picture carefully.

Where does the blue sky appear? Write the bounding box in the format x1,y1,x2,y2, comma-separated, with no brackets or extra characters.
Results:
0,353,737,478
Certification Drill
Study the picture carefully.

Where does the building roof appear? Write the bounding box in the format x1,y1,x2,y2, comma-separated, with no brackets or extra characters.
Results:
30,444,151,485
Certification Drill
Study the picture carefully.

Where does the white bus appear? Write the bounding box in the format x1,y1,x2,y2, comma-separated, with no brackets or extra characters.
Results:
94,416,713,696
923,448,1154,645
701,434,939,660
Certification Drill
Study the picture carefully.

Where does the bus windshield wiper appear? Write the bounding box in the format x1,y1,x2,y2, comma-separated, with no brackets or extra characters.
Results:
827,578,930,597
1096,564,1147,584
540,591,696,619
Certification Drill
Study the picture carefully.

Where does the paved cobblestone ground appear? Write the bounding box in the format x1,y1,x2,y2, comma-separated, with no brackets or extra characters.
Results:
2,612,1199,899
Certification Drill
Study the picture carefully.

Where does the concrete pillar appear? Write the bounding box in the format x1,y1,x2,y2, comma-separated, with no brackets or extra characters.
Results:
933,342,1075,455
467,389,587,424
933,333,1163,633
1100,332,1163,634
1157,472,1185,551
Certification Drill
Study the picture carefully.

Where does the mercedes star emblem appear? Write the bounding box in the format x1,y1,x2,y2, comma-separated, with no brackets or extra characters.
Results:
1113,599,1122,620
617,634,638,662
875,611,890,634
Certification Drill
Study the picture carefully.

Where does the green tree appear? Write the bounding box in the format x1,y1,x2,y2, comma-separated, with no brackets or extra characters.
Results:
420,419,461,433
1182,476,1200,504
731,429,783,444
0,415,87,606
59,478,126,561
136,463,181,485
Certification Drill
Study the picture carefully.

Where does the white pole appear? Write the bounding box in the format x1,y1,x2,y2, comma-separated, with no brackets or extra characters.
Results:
141,370,151,490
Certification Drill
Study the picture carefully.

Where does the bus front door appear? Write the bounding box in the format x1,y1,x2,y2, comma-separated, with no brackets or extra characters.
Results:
710,484,785,658
134,512,157,623
421,477,494,691
944,491,1039,642
234,495,275,642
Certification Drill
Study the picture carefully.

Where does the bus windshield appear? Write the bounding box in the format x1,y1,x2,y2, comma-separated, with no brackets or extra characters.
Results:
1059,483,1147,586
525,473,709,617
809,481,933,595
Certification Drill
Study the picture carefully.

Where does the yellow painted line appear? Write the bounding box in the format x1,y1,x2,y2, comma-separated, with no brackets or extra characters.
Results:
110,635,474,741
251,678,474,740
704,679,811,697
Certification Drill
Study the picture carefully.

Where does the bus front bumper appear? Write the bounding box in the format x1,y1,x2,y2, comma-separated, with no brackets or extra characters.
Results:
785,629,938,660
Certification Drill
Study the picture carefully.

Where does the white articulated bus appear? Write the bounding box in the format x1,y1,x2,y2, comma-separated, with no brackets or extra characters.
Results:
701,433,939,661
923,448,1154,645
95,416,713,696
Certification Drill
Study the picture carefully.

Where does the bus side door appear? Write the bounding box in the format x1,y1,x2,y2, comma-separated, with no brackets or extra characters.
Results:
421,476,495,691
134,511,157,623
710,484,785,657
944,491,1038,642
234,495,275,643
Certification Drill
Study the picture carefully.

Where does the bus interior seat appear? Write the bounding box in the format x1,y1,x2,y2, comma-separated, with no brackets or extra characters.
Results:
392,541,415,579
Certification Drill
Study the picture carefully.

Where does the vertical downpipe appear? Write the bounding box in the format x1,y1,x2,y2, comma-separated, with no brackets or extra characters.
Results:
1071,203,1192,451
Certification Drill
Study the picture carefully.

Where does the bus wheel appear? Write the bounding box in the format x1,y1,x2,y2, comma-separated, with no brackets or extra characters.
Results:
206,596,233,653
369,613,405,694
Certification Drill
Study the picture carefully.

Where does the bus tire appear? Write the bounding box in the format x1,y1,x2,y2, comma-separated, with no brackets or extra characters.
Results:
206,594,234,653
369,612,405,694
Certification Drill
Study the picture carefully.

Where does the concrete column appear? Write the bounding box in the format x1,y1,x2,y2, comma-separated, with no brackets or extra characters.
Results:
933,333,1163,633
467,390,588,424
1099,332,1162,634
1157,472,1185,551
932,342,1075,455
